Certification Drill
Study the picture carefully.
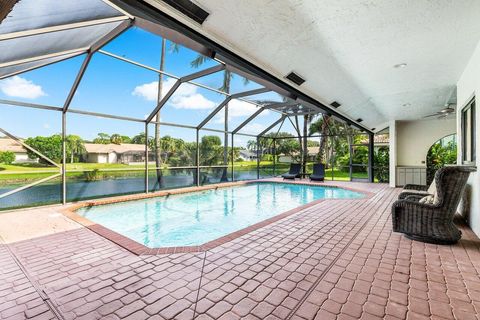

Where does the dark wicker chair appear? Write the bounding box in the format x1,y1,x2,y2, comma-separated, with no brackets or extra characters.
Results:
398,183,431,200
392,166,475,244
282,163,301,180
310,163,325,181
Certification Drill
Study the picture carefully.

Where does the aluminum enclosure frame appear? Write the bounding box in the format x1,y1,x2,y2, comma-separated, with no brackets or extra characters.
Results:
0,0,375,209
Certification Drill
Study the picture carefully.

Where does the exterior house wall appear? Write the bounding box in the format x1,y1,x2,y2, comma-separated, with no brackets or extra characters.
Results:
396,118,456,166
13,152,31,163
87,153,108,164
108,152,118,164
457,40,480,236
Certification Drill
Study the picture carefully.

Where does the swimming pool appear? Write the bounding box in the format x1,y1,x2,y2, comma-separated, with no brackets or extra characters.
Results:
77,182,364,248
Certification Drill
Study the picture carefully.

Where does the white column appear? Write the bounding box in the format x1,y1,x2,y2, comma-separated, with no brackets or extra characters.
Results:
389,120,397,188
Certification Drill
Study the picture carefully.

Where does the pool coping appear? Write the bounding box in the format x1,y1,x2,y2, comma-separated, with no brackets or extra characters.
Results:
61,180,374,255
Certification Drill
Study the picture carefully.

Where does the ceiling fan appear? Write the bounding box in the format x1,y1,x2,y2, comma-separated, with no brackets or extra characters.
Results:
423,103,456,119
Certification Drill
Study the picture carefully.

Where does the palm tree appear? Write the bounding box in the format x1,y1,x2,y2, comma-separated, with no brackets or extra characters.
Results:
66,135,85,163
120,135,131,143
309,115,356,169
152,40,180,187
131,132,147,144
302,114,311,172
153,39,166,187
246,140,257,152
93,133,110,144
309,114,338,168
190,54,250,181
110,134,122,145
160,136,176,164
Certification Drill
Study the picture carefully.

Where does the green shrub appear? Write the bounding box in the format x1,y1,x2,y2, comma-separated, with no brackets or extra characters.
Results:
83,169,102,182
426,137,457,184
0,151,15,165
25,135,62,164
262,154,273,161
374,147,389,182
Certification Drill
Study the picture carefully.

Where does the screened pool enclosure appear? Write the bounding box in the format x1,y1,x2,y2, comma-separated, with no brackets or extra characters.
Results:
0,0,376,210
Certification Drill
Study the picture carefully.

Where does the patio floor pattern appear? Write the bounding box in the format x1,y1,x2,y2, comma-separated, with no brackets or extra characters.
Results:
0,181,480,320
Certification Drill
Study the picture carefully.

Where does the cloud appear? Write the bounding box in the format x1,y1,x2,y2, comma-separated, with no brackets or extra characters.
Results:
0,76,46,99
171,92,216,110
43,123,50,129
229,99,269,117
212,99,270,126
132,78,215,110
132,81,159,101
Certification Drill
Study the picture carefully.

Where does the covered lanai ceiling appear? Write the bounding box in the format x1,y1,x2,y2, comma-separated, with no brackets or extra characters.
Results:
2,0,368,134
147,0,480,130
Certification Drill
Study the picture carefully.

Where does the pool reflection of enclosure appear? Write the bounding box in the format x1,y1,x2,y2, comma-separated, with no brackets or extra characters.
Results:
0,0,376,211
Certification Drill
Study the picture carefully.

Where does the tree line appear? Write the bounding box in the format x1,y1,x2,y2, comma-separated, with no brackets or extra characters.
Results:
21,133,240,167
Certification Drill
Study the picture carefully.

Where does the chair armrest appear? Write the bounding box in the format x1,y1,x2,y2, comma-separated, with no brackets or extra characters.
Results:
398,190,430,200
403,184,428,191
393,198,438,208
404,194,425,202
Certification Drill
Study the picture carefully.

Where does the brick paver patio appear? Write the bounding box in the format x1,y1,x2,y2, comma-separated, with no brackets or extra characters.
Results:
1,181,479,319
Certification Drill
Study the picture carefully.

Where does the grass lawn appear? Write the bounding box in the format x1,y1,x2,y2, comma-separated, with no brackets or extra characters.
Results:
0,163,144,186
0,162,144,172
0,161,369,186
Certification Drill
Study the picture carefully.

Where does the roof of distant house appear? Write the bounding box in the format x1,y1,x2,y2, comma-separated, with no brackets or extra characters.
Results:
84,143,149,154
0,137,27,153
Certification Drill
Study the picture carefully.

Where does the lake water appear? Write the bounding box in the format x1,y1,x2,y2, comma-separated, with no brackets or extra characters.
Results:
0,170,270,210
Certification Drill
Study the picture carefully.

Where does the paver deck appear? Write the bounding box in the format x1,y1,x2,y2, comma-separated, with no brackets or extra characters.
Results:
0,180,479,320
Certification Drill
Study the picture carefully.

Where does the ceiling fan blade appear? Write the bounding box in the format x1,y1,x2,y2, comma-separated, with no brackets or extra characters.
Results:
423,113,441,118
440,107,455,114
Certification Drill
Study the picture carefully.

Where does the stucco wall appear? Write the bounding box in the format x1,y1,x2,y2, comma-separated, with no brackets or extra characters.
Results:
13,152,31,163
87,153,107,164
457,40,480,236
396,118,456,166
108,152,118,164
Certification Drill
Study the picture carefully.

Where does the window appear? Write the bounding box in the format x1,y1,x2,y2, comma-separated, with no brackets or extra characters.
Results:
462,98,476,163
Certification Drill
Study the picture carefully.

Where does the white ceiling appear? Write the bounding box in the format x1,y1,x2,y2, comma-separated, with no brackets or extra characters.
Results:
150,0,480,130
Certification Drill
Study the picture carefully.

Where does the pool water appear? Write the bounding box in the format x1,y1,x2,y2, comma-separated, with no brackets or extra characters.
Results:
77,182,363,248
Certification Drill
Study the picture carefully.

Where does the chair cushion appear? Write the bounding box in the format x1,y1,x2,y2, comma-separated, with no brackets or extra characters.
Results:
419,195,435,204
427,179,436,195
399,189,429,198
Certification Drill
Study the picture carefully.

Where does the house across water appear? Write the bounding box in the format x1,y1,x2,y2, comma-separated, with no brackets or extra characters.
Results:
83,143,151,164
0,137,32,163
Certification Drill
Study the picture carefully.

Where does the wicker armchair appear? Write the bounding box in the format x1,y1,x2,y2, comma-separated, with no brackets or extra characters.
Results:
392,166,475,244
398,183,430,200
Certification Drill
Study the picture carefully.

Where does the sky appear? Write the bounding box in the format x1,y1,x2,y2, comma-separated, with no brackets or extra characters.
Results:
0,27,301,147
